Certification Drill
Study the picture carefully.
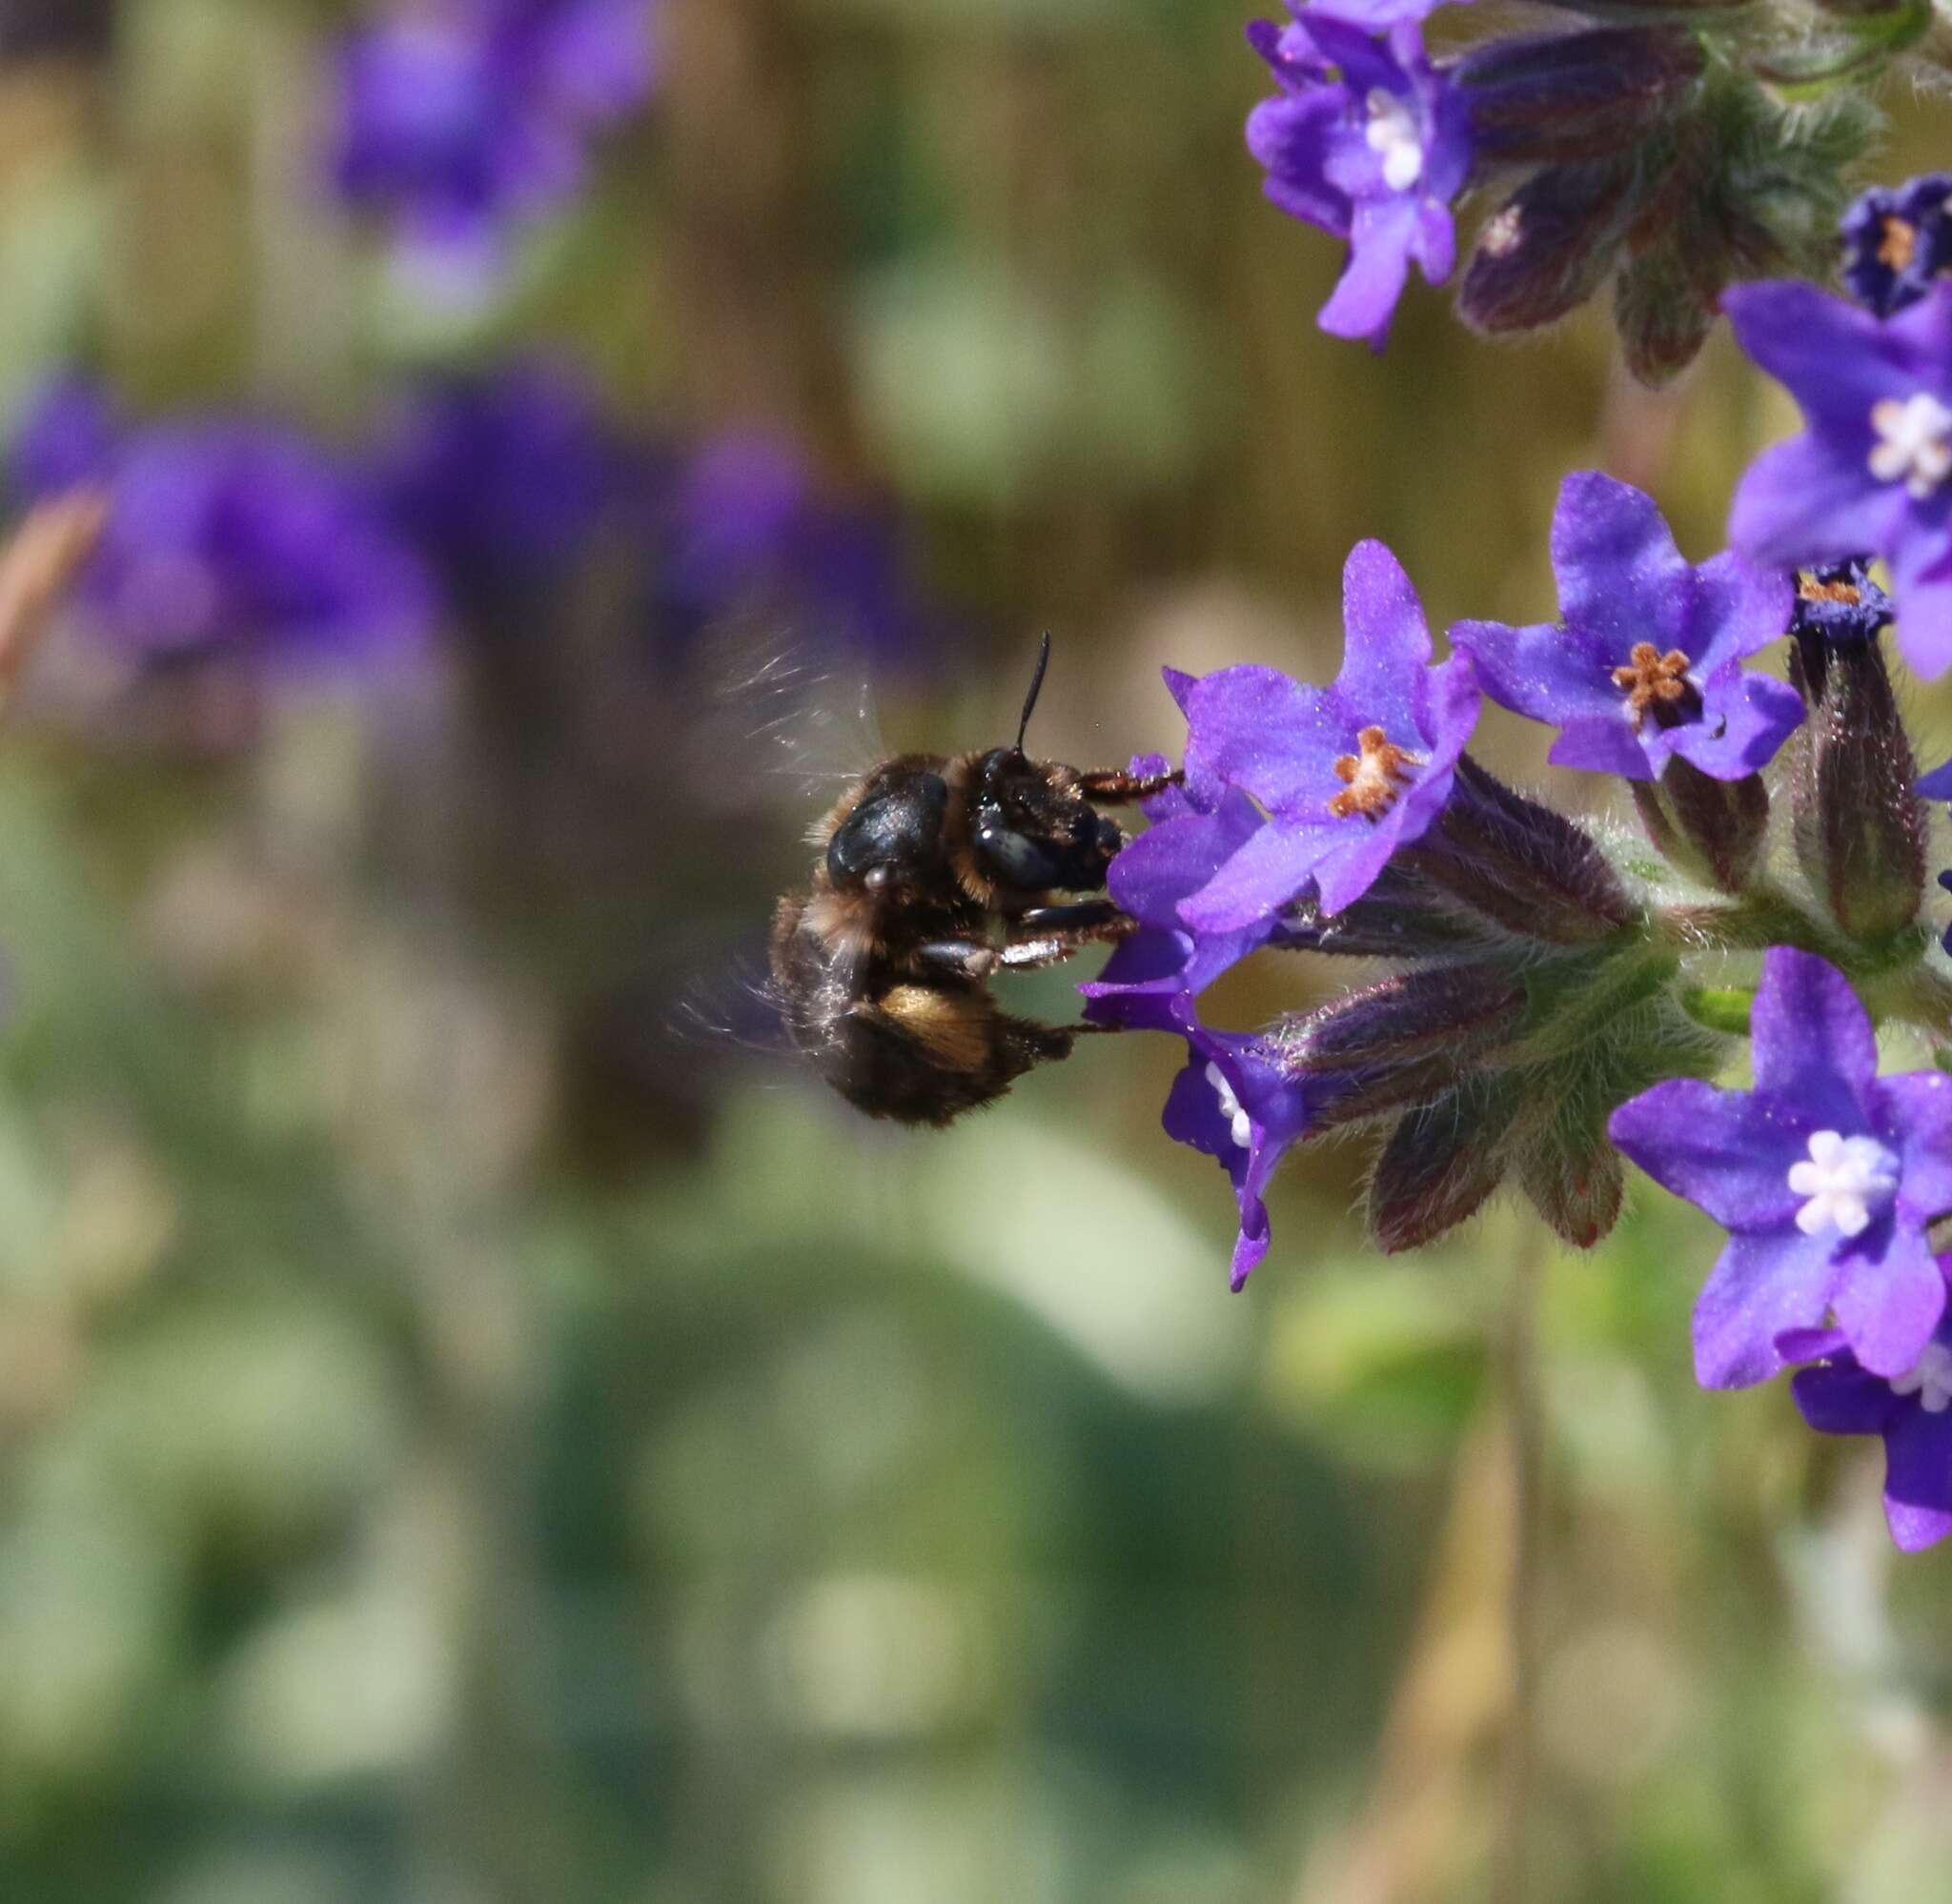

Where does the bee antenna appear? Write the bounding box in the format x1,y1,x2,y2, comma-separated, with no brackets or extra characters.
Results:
1015,631,1052,754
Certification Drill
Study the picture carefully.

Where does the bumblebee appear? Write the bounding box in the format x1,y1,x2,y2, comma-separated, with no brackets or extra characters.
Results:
769,637,1174,1124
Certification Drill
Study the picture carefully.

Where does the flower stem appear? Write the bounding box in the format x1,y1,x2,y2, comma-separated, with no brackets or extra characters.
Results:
1491,1223,1549,1904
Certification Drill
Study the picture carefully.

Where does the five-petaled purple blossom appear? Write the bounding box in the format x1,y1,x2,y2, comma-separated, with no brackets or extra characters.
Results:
10,377,434,671
1246,9,1472,349
1841,175,1952,321
1451,472,1800,782
1609,948,1952,1392
1169,538,1480,933
1724,280,1952,681
1781,1291,1952,1552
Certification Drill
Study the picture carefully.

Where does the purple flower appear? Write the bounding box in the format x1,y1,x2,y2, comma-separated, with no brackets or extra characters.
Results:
1082,734,1299,1026
1609,948,1952,1391
1789,558,1893,649
1841,175,1952,321
1170,538,1480,932
1153,1000,1318,1289
1724,280,1952,680
1246,10,1472,348
380,360,625,603
1782,1297,1952,1552
10,378,434,671
1451,472,1800,782
332,0,656,264
651,434,934,672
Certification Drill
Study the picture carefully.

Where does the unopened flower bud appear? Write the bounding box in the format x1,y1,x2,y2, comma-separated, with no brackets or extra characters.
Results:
1405,756,1639,943
1369,1079,1519,1254
1457,29,1703,169
1632,759,1770,895
1283,962,1526,1073
1461,158,1636,334
1786,570,1926,946
1519,1135,1623,1250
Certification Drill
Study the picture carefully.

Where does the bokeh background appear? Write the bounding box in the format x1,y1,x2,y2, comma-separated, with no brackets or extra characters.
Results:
2,4,1952,1901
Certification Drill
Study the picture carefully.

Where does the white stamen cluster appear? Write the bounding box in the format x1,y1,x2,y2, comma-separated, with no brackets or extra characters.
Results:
1892,1342,1952,1414
1206,1064,1252,1151
1868,392,1952,500
1363,91,1424,194
1787,1129,1900,1239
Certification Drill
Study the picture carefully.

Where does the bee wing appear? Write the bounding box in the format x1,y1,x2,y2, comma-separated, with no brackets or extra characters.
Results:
687,617,889,822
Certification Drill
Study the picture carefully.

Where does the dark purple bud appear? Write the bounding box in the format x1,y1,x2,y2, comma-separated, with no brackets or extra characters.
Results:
1786,615,1927,945
1460,158,1636,334
1284,962,1526,1073
1457,29,1703,168
1277,863,1491,960
1519,1131,1624,1249
1402,756,1638,943
1632,760,1770,896
1369,1079,1519,1254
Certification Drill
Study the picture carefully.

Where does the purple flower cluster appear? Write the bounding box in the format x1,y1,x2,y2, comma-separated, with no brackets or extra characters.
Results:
332,0,658,287
1091,471,1806,1289
10,377,434,674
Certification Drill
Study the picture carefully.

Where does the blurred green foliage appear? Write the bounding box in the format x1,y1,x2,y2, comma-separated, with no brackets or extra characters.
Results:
3,4,1952,1903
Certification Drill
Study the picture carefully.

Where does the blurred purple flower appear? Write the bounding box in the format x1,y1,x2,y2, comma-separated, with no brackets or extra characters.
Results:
1246,10,1472,348
1841,175,1952,321
1452,473,1800,782
652,434,938,673
1170,538,1479,930
1783,1298,1952,1552
332,0,657,262
1725,281,1952,680
1609,948,1952,1391
10,377,433,670
381,359,625,603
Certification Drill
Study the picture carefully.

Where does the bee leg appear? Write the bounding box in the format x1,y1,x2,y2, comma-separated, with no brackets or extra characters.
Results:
1078,767,1184,804
1013,901,1124,933
996,913,1138,971
914,939,1002,980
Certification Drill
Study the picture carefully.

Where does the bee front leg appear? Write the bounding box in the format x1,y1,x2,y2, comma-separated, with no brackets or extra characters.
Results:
914,939,1002,980
997,909,1138,971
1078,767,1184,804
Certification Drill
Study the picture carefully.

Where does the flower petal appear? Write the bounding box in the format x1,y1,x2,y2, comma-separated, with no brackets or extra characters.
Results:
1662,673,1803,780
1693,1228,1843,1389
1320,197,1417,348
1179,818,1340,933
1550,472,1692,655
1727,435,1907,570
1749,947,1879,1117
1792,1358,1901,1435
1833,1225,1946,1380
1335,538,1432,737
1607,1078,1803,1228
